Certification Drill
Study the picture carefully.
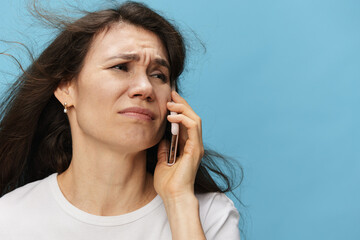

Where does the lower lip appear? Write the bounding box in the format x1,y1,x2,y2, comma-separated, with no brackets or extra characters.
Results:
119,112,152,121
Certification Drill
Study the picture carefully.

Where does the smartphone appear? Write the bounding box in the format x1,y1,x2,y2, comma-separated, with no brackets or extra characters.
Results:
167,87,179,165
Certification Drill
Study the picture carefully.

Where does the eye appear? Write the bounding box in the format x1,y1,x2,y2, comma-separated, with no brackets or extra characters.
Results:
111,63,128,71
151,73,168,83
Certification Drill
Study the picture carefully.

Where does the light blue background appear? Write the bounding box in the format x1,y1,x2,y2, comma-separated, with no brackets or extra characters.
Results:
1,0,359,239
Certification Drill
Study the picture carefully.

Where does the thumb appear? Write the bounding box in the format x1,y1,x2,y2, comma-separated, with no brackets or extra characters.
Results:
157,139,169,165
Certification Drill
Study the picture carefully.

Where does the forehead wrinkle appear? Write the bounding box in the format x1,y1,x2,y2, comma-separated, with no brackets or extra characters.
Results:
89,23,170,69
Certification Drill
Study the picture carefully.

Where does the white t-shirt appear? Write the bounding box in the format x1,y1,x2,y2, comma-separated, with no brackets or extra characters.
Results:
0,173,240,239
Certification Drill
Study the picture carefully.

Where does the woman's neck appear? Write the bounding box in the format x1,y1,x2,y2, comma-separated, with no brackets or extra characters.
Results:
57,144,157,216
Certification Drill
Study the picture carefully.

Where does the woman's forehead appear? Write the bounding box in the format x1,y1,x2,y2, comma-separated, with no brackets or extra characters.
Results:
87,23,169,62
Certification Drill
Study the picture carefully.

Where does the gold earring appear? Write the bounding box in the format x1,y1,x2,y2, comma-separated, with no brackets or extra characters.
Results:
63,103,68,113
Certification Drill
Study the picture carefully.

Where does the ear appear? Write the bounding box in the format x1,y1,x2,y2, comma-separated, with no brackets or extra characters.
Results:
54,80,76,108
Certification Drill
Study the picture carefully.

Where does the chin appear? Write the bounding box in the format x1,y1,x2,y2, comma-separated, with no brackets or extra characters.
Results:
105,124,166,151
111,135,161,152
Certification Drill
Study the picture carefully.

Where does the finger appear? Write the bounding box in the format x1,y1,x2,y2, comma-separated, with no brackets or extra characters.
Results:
167,101,199,121
167,114,202,144
157,139,169,165
171,91,194,111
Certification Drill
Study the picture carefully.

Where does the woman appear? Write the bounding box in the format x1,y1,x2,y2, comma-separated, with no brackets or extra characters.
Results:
0,1,241,239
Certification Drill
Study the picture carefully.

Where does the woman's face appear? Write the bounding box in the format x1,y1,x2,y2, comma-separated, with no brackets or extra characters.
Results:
69,23,171,153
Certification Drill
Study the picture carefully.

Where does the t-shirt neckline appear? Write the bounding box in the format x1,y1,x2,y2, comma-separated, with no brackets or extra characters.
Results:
48,173,163,226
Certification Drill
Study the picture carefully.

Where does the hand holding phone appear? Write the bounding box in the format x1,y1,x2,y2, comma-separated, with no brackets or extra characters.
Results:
155,89,204,202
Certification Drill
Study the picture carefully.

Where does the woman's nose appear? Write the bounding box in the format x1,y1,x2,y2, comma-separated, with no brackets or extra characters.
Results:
128,72,154,101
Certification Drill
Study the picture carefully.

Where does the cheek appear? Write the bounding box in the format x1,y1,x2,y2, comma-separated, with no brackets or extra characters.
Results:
73,74,125,133
76,83,110,116
157,88,171,116
153,86,171,139
76,71,126,106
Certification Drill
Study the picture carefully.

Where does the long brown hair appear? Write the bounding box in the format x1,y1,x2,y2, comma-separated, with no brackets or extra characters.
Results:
0,1,242,197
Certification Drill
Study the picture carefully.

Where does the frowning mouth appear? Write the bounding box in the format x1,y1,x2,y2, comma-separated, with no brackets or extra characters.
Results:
118,107,155,121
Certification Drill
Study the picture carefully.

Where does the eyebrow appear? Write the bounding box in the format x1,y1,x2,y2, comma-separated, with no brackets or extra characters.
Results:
106,53,170,71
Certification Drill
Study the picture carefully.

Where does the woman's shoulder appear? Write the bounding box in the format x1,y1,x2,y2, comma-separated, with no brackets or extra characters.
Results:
0,174,56,236
196,192,237,208
1,180,41,204
196,192,240,239
1,175,51,201
196,192,239,219
196,192,239,220
0,174,55,214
